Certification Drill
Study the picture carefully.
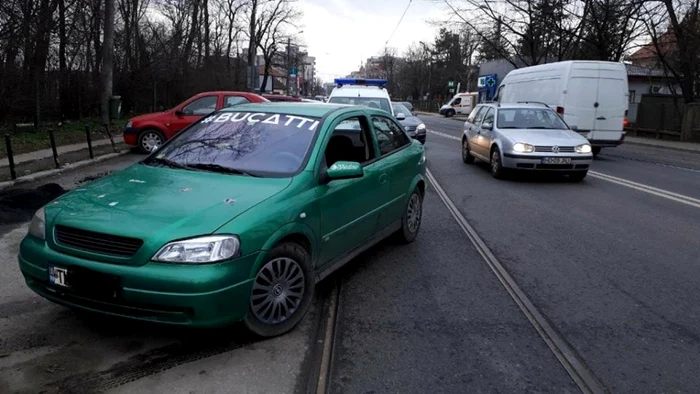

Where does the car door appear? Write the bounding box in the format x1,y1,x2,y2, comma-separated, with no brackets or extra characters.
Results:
369,114,416,229
170,95,218,135
474,107,496,157
466,106,488,159
316,114,389,266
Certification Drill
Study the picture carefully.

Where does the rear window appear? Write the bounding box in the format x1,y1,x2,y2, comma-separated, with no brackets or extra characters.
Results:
148,111,320,177
328,96,391,114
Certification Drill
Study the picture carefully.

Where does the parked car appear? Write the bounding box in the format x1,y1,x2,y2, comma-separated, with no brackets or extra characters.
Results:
123,91,268,153
392,103,426,144
461,102,593,180
397,101,416,116
495,60,628,156
263,94,303,102
19,102,426,337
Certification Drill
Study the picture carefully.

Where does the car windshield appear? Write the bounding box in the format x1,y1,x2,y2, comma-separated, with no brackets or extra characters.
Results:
497,108,569,129
328,96,391,113
143,111,320,177
392,104,411,116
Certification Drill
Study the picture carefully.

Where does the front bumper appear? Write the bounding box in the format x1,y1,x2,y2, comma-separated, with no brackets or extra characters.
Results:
18,236,258,327
502,153,593,171
123,127,139,146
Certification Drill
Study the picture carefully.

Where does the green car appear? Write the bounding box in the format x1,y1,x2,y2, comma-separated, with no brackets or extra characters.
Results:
18,103,426,337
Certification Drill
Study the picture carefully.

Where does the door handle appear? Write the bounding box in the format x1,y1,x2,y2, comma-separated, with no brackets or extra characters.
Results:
596,116,606,120
379,173,388,185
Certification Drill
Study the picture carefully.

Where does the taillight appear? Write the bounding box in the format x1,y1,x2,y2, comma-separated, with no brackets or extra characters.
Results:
556,106,565,115
623,118,629,127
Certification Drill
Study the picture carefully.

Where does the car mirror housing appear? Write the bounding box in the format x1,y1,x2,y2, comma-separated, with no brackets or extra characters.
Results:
326,161,363,181
482,123,493,131
396,112,406,120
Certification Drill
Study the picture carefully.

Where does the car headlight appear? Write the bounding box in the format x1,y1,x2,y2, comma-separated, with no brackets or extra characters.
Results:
125,120,132,128
153,235,240,263
28,207,46,240
575,144,592,154
512,143,535,153
416,123,426,130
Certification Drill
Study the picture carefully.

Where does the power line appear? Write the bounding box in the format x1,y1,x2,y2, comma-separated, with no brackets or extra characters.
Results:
385,0,413,48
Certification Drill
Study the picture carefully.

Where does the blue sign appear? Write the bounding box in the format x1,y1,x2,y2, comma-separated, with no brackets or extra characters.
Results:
289,67,297,76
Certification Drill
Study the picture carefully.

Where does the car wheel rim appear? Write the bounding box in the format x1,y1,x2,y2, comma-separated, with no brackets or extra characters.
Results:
141,132,162,152
491,151,500,174
251,257,305,325
462,140,469,158
407,193,422,233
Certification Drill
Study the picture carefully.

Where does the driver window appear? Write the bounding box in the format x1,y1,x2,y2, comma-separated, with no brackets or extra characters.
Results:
472,106,488,126
482,108,495,128
452,97,462,106
324,116,375,168
182,96,218,115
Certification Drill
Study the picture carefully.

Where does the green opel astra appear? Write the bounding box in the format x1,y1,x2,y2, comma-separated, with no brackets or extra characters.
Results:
18,103,426,337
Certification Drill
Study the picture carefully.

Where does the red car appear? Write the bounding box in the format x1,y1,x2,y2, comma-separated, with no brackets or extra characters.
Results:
124,91,269,153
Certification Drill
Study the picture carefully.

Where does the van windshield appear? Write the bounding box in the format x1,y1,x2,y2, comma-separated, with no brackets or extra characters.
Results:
497,108,568,130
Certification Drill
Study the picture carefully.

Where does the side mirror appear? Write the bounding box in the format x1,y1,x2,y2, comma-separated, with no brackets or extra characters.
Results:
174,109,185,116
326,161,363,181
396,112,406,120
482,122,493,131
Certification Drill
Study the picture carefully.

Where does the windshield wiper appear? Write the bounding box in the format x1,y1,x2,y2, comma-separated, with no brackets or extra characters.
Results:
186,163,261,177
146,157,192,170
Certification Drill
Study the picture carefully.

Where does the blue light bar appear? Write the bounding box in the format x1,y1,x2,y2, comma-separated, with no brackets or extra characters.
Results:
334,78,388,87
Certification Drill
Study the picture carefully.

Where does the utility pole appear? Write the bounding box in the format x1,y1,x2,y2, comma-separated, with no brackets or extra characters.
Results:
286,37,291,95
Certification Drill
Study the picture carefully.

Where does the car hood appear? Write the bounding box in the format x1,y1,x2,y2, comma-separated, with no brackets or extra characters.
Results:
398,116,423,127
500,129,588,146
47,163,292,242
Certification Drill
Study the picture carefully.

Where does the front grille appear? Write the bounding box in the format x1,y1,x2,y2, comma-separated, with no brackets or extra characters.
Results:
534,146,575,153
404,125,417,132
54,225,143,257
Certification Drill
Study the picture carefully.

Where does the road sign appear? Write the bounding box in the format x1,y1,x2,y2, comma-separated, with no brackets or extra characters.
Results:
448,81,455,87
486,76,496,87
449,88,455,93
289,67,297,77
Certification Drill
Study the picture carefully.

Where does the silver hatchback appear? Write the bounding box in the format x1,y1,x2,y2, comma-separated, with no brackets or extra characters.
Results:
461,103,593,180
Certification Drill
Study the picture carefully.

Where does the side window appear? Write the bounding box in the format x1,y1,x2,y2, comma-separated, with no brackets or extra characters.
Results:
473,106,488,126
182,96,217,115
224,96,250,108
452,97,462,106
467,106,481,123
324,116,375,168
481,108,495,128
371,115,411,156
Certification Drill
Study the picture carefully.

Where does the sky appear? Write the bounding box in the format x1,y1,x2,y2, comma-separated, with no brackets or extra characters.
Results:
296,0,450,82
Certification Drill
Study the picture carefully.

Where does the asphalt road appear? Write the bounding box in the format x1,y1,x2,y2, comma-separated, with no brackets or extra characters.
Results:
1,121,700,393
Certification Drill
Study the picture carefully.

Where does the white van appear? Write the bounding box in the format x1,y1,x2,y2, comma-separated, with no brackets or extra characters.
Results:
439,92,478,117
328,78,394,115
495,61,628,155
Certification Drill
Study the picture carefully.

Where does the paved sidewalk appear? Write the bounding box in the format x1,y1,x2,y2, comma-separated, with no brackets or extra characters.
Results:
0,138,114,167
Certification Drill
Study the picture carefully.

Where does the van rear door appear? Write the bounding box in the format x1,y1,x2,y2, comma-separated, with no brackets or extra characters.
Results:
565,63,598,132
592,64,627,143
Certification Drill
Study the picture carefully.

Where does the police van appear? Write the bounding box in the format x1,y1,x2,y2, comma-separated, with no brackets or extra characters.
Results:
327,79,394,116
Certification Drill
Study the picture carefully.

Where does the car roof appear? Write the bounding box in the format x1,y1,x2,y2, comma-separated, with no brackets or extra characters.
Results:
220,102,352,118
479,102,553,110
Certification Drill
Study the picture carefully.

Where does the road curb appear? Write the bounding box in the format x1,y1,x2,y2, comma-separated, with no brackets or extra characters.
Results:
0,150,131,191
624,140,700,155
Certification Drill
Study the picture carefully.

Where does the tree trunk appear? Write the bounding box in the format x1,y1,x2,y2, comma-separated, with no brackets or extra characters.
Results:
247,0,258,90
59,0,67,119
100,0,116,153
203,0,210,61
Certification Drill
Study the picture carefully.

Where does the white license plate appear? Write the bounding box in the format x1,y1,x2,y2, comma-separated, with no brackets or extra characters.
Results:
48,265,70,288
542,157,571,164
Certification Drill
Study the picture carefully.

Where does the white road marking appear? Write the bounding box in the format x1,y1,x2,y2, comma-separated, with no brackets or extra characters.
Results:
428,129,460,141
589,171,700,209
427,127,700,209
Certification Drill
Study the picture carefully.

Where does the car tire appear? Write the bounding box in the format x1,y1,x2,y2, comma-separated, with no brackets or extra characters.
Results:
592,147,601,157
462,138,475,164
446,109,456,117
137,129,165,154
243,242,314,338
568,170,588,182
394,187,423,244
490,147,506,179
